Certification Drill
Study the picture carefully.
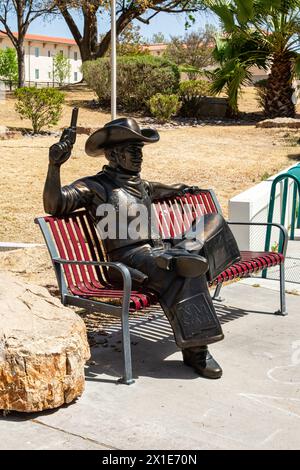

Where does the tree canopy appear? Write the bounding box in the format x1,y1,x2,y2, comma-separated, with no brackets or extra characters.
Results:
164,25,217,79
53,1,206,62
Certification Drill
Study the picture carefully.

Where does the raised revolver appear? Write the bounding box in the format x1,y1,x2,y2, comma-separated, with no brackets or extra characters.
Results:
49,107,78,166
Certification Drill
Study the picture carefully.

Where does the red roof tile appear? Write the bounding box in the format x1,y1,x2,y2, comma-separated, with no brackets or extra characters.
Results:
0,31,76,45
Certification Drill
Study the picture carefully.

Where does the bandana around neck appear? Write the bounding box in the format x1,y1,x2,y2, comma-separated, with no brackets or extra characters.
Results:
102,165,145,199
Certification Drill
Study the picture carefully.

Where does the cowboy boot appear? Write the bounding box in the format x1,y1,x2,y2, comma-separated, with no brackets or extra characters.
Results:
182,345,223,379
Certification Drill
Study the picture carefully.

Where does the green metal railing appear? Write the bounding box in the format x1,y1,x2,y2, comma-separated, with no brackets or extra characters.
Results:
263,163,300,277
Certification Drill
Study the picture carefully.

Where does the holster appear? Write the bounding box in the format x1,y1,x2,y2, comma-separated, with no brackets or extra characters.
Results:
106,265,148,288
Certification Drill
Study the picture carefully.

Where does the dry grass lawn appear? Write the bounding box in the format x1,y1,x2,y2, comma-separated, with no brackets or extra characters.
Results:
1,86,300,244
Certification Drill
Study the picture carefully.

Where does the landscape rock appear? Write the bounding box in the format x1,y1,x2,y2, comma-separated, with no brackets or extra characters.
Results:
0,126,20,140
76,126,98,135
0,125,8,134
0,273,90,412
256,117,300,129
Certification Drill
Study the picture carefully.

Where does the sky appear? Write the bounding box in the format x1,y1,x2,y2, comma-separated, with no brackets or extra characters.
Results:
25,8,219,42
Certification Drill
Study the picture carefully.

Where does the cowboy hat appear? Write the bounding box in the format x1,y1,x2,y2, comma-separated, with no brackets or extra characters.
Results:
85,117,160,157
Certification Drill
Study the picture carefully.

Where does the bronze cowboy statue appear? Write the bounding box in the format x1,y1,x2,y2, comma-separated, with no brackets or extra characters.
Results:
43,116,240,379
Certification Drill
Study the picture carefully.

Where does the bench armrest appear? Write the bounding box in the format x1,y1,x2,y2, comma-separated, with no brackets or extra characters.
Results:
52,257,132,297
227,221,288,256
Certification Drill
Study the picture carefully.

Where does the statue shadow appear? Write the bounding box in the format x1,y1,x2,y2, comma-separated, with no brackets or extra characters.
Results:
83,301,269,384
287,153,300,161
0,301,275,422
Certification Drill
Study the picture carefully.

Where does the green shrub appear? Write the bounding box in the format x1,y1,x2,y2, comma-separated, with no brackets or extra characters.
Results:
82,59,110,107
149,93,180,123
179,79,212,117
15,87,65,134
179,64,203,80
180,79,212,96
82,55,180,112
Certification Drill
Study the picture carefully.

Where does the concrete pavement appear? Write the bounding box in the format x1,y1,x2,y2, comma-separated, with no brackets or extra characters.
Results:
1,282,300,450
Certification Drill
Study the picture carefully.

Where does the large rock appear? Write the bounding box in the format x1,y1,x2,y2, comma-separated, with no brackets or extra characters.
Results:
73,126,98,135
0,273,90,412
0,125,20,140
256,117,300,129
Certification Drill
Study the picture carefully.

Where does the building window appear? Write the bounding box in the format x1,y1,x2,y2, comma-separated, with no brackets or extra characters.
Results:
74,72,78,82
48,71,51,79
74,51,78,61
48,50,51,57
35,47,39,58
35,69,39,80
60,50,64,56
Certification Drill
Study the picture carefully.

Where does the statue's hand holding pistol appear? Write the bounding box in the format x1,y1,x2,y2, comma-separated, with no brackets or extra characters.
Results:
44,108,79,215
49,107,78,166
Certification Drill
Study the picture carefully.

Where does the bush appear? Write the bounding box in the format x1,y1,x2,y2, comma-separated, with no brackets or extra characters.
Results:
179,79,212,117
15,87,65,134
149,93,180,123
82,55,180,112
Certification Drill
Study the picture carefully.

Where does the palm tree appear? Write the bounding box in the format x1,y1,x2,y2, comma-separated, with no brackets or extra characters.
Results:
205,0,300,117
209,30,269,116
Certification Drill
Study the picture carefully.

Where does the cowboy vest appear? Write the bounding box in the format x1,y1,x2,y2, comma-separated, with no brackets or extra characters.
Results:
90,172,160,255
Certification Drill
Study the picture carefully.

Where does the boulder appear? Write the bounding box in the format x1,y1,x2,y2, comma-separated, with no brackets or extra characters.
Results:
0,126,20,140
256,117,300,129
0,125,8,134
0,273,90,412
75,126,98,135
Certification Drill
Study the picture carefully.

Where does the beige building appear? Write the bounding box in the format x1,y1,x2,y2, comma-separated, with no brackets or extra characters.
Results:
142,43,167,56
0,32,82,85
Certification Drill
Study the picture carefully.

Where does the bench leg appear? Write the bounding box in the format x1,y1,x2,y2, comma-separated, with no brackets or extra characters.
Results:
212,283,223,302
119,300,135,385
276,262,287,316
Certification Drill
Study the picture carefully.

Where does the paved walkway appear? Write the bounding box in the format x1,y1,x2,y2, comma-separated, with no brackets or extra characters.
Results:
1,282,300,450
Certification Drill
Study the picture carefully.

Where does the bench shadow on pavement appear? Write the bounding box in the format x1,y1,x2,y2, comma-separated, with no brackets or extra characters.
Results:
83,301,268,384
0,300,279,423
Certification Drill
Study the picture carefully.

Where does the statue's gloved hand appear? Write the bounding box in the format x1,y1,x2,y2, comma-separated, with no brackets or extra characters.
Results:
180,185,201,195
49,127,76,166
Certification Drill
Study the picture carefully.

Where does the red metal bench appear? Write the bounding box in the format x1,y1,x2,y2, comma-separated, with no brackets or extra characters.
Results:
35,189,288,385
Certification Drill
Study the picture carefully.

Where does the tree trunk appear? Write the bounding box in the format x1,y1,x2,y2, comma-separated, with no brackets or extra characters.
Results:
59,4,99,64
59,4,146,64
17,45,25,88
95,11,137,59
264,52,295,118
79,41,95,63
82,4,98,61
